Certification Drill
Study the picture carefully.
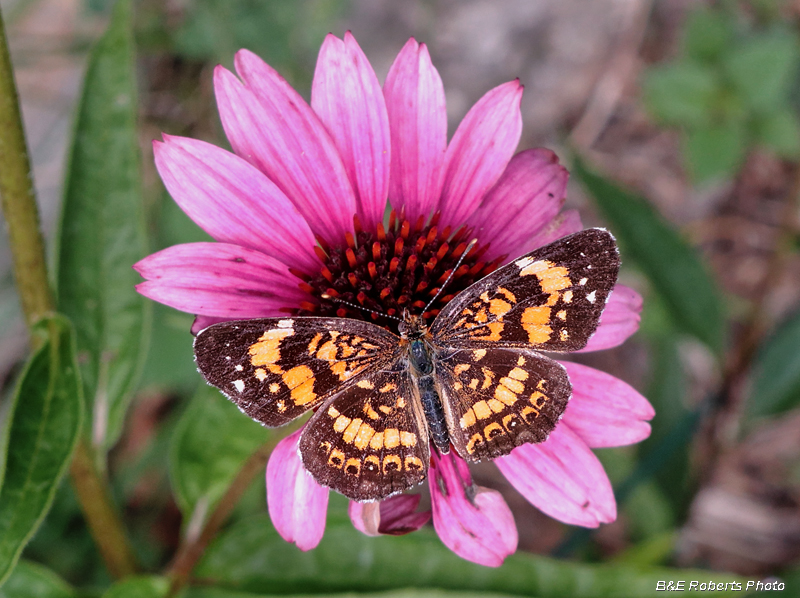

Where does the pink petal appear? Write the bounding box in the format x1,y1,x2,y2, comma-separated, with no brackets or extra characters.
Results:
267,427,329,551
153,135,319,275
578,284,643,352
508,209,584,260
384,38,447,224
430,452,517,567
438,81,523,228
560,361,654,448
215,58,356,244
349,494,430,537
134,243,306,318
495,425,616,527
191,315,233,335
312,32,390,230
468,149,568,261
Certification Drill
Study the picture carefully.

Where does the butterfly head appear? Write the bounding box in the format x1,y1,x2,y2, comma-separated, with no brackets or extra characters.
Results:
397,311,428,341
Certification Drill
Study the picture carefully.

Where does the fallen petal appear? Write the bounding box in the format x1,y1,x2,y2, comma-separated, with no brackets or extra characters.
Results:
267,428,329,550
430,452,517,567
349,494,430,537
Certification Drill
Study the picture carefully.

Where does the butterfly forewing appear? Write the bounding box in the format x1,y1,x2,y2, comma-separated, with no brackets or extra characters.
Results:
194,317,399,427
431,228,619,352
299,363,430,501
436,348,571,461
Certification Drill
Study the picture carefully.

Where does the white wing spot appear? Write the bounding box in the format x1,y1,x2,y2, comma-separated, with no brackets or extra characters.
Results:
225,356,231,360
233,380,245,393
277,319,294,328
515,256,535,269
579,277,588,285
586,290,597,303
235,364,244,371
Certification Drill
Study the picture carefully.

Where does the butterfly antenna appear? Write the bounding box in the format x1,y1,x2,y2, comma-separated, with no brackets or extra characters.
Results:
321,294,403,322
424,238,478,313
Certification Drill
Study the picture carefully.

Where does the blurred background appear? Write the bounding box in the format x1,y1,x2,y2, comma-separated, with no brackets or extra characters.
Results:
2,0,800,590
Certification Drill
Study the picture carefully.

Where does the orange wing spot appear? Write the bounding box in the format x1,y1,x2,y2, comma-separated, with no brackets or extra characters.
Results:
269,383,280,394
521,406,539,422
474,307,488,323
560,329,569,341
255,368,268,381
382,455,402,473
460,408,476,428
472,349,487,361
481,368,495,390
563,290,573,303
249,328,293,366
521,306,552,344
379,405,392,414
497,287,517,303
265,363,283,374
384,428,400,449
316,340,338,361
364,455,380,472
357,379,375,389
282,366,317,406
276,400,286,412
354,422,377,449
328,449,345,468
516,355,526,366
466,433,483,454
530,391,548,410
327,406,340,418
330,360,349,381
363,401,380,420
518,259,551,277
508,367,529,381
454,364,471,375
319,441,332,453
502,413,520,432
487,398,506,413
499,376,525,394
379,382,398,393
369,432,384,450
404,456,423,471
494,384,518,406
307,332,323,356
344,457,361,475
454,381,463,391
400,431,417,447
489,298,512,318
484,422,504,439
472,400,492,420
339,343,356,358
472,321,503,341
333,415,351,433
396,396,406,408
468,378,479,390
343,418,363,443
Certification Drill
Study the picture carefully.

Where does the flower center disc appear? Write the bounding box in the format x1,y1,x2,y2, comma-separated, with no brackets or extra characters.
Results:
297,211,505,334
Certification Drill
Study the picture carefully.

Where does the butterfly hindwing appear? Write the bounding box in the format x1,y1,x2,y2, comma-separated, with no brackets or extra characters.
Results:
299,362,430,501
431,228,619,352
194,317,400,427
436,347,571,461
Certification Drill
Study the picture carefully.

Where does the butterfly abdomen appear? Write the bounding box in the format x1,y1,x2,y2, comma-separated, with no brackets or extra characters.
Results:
409,338,450,455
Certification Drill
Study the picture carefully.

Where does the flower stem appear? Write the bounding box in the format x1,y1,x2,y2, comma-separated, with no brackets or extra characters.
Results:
0,7,137,579
166,437,281,595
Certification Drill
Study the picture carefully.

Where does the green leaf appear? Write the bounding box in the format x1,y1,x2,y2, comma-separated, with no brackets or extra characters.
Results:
0,316,83,585
756,108,800,159
683,7,735,63
55,0,149,453
723,29,800,113
747,310,800,419
683,121,747,183
197,515,745,597
101,576,169,598
573,159,725,353
188,590,524,598
170,385,268,518
642,62,719,127
0,561,75,598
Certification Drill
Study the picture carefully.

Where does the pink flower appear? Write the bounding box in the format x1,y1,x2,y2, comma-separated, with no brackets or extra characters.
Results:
135,32,653,567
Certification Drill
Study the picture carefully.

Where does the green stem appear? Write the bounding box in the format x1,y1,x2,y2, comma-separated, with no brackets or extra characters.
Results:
0,7,137,579
166,438,281,595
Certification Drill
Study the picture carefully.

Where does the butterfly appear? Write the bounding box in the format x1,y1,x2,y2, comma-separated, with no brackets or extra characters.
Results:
194,228,620,501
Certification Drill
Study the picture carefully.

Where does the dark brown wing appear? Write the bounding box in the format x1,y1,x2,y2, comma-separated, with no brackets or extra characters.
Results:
436,347,570,461
299,362,429,501
430,228,619,352
194,317,399,427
